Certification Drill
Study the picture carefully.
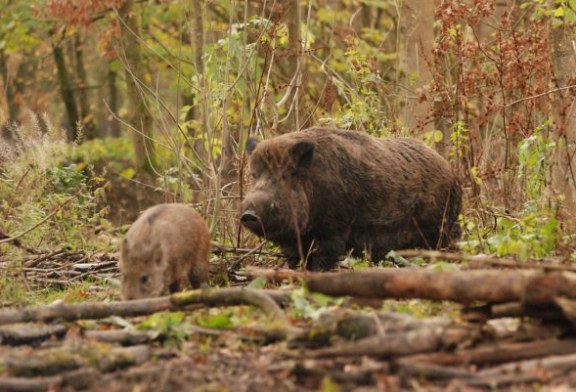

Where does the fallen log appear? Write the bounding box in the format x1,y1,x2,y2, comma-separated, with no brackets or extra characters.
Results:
398,339,576,367
395,249,576,272
0,368,99,391
555,297,576,332
4,344,151,377
476,352,576,378
463,302,565,322
170,288,289,326
84,329,160,345
244,267,305,284
288,309,451,349
0,297,172,325
305,269,576,305
0,288,294,332
395,361,476,381
0,324,67,346
301,325,474,359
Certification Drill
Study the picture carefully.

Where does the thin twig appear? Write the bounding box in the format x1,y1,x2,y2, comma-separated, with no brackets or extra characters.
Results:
0,192,80,246
506,84,576,107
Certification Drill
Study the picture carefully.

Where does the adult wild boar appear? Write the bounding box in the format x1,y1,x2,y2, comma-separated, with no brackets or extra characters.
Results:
240,127,461,270
119,203,210,300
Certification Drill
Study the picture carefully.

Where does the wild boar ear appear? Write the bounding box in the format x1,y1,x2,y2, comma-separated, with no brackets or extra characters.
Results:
290,141,315,168
246,137,259,154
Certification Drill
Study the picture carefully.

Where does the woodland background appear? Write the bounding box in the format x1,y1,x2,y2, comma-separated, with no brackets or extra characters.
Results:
3,1,576,390
1,0,576,298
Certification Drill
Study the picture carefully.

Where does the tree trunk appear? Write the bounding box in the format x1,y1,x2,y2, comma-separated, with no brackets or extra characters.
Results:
281,0,301,133
398,0,435,135
107,68,121,138
0,50,21,139
188,0,209,200
73,33,97,140
52,43,80,142
117,0,156,173
550,21,576,219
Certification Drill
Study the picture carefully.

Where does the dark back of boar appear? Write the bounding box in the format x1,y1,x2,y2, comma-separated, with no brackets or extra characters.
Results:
240,127,461,270
119,203,210,299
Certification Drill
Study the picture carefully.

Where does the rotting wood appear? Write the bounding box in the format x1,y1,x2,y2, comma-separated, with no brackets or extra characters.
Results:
398,339,576,367
476,352,576,378
0,288,294,331
395,361,476,381
463,302,565,322
244,266,306,284
0,296,173,325
0,323,67,346
462,373,545,389
288,309,452,349
0,368,99,392
300,325,474,359
4,344,151,377
84,329,160,345
395,249,576,272
289,361,389,387
305,269,576,305
555,297,576,332
0,375,62,392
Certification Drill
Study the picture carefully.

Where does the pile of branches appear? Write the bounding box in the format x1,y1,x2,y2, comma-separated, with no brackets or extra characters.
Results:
0,249,119,287
2,250,576,389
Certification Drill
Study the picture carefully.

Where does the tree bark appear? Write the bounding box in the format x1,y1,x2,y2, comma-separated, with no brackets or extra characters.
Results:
52,43,80,142
0,288,291,327
73,33,97,140
305,269,576,305
188,0,209,200
117,0,156,173
550,21,576,219
398,0,435,134
400,339,576,367
306,325,472,359
0,49,21,139
282,0,301,132
107,67,121,138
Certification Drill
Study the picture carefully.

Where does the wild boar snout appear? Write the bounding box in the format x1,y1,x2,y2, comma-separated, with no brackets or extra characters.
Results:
240,190,273,235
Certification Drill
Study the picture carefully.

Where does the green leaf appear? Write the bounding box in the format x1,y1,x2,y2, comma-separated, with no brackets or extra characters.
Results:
121,168,136,179
566,8,576,22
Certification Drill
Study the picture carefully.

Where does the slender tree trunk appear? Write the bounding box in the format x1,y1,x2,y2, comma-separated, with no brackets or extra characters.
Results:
188,0,209,201
0,50,21,139
550,22,576,218
399,0,435,135
52,43,80,142
108,68,121,138
282,0,301,133
73,33,97,140
117,0,156,173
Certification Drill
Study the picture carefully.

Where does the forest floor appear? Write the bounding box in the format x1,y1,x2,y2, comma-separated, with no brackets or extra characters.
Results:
1,163,575,391
3,247,576,391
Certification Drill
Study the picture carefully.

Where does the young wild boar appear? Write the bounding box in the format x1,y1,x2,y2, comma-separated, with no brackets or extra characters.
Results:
119,203,210,300
240,127,461,271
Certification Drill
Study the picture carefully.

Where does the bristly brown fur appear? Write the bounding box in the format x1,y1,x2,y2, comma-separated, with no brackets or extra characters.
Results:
241,127,462,271
119,203,210,299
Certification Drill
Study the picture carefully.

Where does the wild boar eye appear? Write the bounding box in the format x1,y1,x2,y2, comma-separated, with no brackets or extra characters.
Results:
140,275,150,285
